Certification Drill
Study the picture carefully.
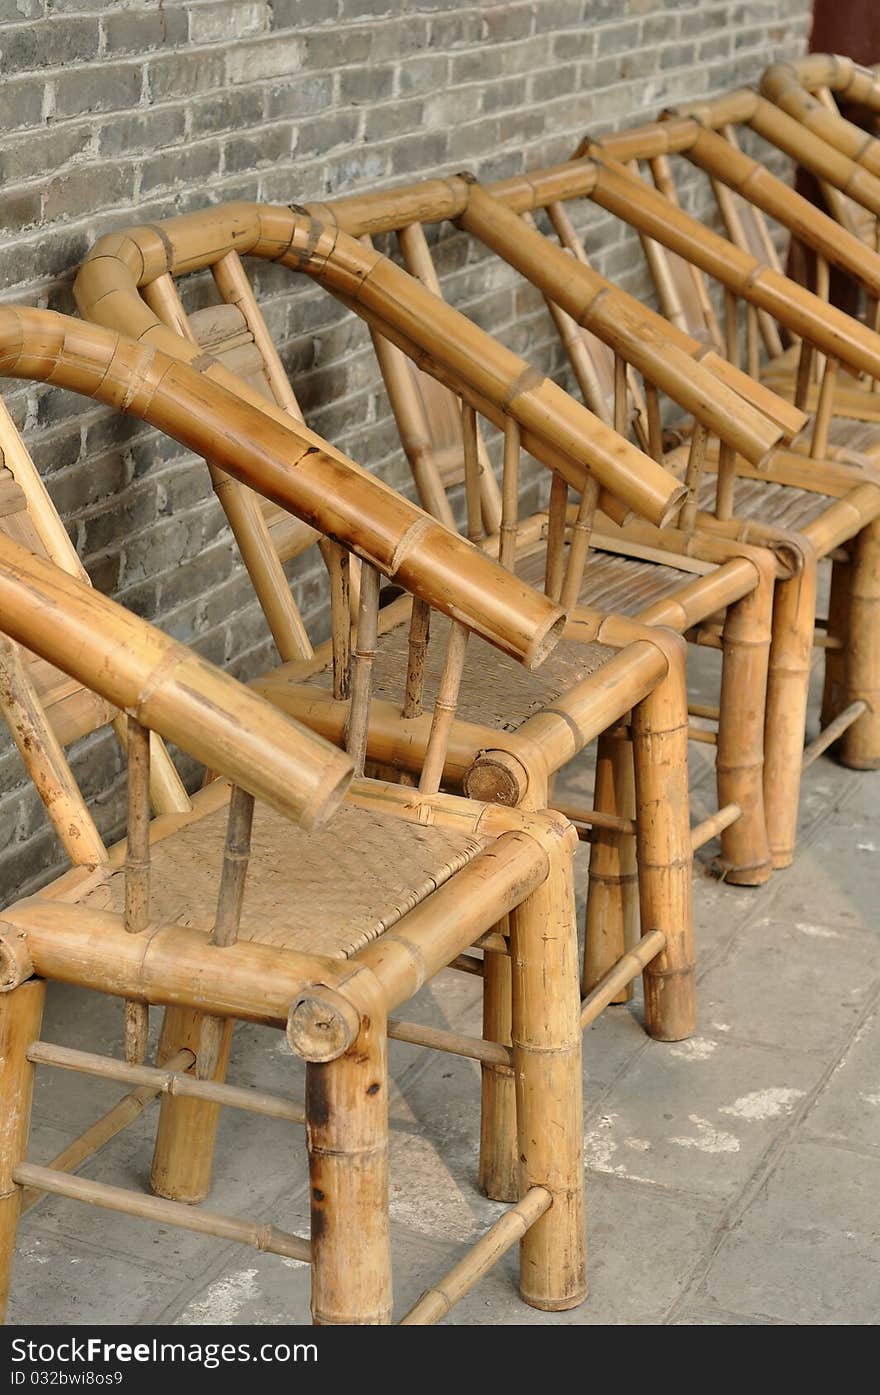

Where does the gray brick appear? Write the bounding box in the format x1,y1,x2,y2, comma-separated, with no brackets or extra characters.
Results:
188,1,271,45
0,17,99,72
53,63,143,119
43,162,135,220
147,50,225,100
0,78,46,134
102,5,188,54
265,72,334,119
139,139,222,194
225,34,305,83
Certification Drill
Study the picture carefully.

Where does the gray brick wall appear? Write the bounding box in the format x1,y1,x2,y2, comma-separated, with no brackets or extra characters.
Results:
0,0,812,899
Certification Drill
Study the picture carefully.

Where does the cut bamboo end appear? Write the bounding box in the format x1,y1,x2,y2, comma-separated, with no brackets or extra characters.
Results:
287,989,361,1063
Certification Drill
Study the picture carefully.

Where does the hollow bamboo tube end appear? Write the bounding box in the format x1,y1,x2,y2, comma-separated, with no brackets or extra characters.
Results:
463,750,530,806
287,989,361,1063
0,924,33,991
656,482,689,530
524,608,566,671
297,749,355,832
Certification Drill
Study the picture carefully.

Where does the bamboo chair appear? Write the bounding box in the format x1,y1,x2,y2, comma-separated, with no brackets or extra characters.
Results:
0,312,590,1324
266,175,845,876
77,213,712,1206
77,209,778,887
476,148,880,848
0,307,690,1223
761,54,880,251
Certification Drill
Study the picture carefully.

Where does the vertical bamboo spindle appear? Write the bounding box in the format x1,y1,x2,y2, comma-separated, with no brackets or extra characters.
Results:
402,598,431,719
197,785,256,1081
544,472,569,602
0,979,45,1321
763,554,819,869
644,379,664,463
714,441,737,521
678,420,709,532
814,255,830,381
478,936,518,1203
583,728,639,999
810,356,840,461
346,564,381,778
418,622,469,795
499,416,521,571
461,401,482,545
724,289,740,369
560,477,600,611
320,540,352,700
124,717,151,1065
793,337,814,412
745,302,760,381
613,352,628,437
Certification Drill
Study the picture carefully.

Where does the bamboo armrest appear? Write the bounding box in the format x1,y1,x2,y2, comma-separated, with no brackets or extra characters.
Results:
0,533,352,832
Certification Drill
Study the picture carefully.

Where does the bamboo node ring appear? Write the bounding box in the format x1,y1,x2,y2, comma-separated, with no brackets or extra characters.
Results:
0,923,33,991
286,988,361,1063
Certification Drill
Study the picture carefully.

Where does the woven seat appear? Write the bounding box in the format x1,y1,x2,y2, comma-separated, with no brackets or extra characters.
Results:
694,474,834,532
517,546,696,616
308,606,616,732
84,795,487,959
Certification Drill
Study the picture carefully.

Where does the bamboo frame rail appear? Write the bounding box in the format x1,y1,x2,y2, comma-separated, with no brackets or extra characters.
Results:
0,532,351,831
0,306,564,672
76,206,686,529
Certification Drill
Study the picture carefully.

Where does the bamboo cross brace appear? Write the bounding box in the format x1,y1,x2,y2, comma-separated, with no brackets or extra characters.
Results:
124,717,151,1065
802,700,867,768
26,1041,306,1125
20,1048,194,1213
400,1186,551,1324
14,1163,311,1264
580,928,666,1028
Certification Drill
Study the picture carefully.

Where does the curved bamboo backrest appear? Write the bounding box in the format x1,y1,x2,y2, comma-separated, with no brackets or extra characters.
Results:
76,204,688,532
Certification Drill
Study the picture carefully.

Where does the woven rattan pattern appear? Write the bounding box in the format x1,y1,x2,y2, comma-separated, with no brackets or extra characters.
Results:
517,547,696,616
310,608,616,732
85,798,488,958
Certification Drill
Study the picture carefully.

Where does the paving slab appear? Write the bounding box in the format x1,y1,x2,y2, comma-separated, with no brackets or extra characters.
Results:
699,1139,880,1324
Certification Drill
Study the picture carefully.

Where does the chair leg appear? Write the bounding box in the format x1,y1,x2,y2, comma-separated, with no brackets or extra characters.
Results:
716,576,773,886
0,978,45,1321
149,1007,233,1204
763,551,819,868
583,726,639,998
307,993,392,1325
510,831,587,1312
843,517,880,769
478,934,518,1204
632,634,696,1042
821,551,851,731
